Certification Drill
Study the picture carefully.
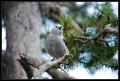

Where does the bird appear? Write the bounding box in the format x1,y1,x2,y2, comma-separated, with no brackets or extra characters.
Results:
45,24,69,59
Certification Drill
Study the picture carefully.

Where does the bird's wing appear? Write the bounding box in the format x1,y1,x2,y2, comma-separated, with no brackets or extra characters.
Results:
63,39,69,47
45,35,69,58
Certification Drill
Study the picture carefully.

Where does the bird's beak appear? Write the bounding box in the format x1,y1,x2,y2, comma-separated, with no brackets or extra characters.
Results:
58,27,62,30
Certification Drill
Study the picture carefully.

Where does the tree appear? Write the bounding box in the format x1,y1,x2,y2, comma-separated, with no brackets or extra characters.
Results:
59,2,118,73
1,1,118,79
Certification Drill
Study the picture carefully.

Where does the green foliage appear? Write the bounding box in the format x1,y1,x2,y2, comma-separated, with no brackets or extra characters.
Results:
80,16,97,28
86,42,118,59
98,2,118,27
78,40,118,71
80,2,118,32
59,15,73,31
100,58,118,70
59,2,118,71
101,2,113,16
58,16,82,68
80,2,119,70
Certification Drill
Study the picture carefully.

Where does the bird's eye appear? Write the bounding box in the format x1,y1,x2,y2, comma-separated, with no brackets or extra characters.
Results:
56,26,57,28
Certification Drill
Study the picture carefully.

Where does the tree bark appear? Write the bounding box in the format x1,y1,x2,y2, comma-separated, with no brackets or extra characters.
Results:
1,2,42,79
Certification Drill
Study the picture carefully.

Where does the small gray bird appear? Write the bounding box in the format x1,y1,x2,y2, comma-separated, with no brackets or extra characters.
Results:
45,24,69,59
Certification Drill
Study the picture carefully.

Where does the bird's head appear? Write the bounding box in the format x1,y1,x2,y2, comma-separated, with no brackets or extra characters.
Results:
55,24,64,30
51,24,64,36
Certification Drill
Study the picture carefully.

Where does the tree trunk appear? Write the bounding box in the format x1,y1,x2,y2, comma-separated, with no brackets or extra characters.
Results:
1,2,76,79
1,2,42,79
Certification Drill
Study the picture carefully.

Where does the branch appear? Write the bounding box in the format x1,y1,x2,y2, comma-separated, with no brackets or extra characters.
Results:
47,68,75,79
104,24,118,35
19,49,70,79
74,24,118,43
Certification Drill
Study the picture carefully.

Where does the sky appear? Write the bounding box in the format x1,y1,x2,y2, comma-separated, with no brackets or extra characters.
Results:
2,2,118,79
75,2,118,17
2,27,6,50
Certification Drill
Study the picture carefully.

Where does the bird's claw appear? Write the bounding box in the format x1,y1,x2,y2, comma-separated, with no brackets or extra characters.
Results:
64,54,71,58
